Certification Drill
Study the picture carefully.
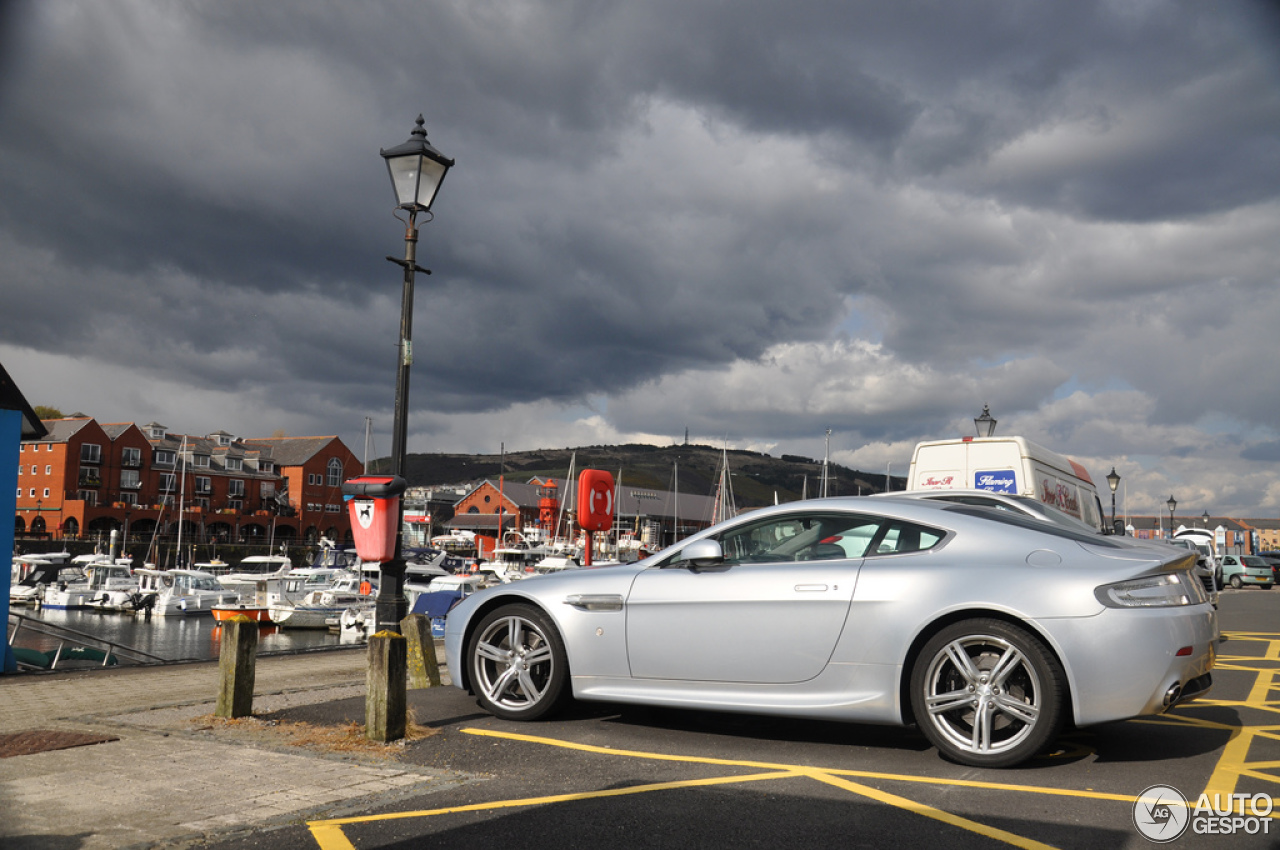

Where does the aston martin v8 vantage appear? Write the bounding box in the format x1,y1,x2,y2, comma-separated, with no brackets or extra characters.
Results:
444,496,1216,767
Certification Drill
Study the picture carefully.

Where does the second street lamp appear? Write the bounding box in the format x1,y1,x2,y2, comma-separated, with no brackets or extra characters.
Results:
1106,467,1120,532
974,405,997,438
1166,495,1177,541
376,114,454,633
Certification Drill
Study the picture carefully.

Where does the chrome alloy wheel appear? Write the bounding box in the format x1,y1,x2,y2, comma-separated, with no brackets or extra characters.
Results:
469,604,568,720
912,619,1063,767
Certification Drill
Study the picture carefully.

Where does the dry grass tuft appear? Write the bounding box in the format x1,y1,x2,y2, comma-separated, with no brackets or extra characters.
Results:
194,710,438,759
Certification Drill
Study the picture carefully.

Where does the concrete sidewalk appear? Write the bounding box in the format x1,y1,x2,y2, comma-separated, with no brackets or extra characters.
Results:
0,648,471,849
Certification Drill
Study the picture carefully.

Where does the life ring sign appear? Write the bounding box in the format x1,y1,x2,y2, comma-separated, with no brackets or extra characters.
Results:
577,469,615,532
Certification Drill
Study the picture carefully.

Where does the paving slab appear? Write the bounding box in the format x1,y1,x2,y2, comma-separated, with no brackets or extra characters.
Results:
0,646,473,849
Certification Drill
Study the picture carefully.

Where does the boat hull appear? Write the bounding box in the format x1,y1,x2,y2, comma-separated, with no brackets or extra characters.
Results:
212,605,273,623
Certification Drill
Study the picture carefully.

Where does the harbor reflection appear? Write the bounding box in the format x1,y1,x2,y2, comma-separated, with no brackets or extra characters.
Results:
11,606,348,663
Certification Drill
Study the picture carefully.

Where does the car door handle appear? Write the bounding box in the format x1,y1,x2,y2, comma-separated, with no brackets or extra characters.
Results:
794,584,829,592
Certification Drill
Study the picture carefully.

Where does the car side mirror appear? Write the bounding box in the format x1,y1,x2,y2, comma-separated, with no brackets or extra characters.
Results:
680,539,725,569
1112,519,1126,536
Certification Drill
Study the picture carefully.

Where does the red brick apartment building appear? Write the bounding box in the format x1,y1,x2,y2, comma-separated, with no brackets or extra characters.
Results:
14,417,361,547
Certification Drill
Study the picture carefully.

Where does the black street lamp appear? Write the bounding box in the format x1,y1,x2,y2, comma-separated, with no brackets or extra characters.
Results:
1166,495,1177,540
1202,510,1210,527
974,405,997,438
1106,467,1120,531
377,115,454,633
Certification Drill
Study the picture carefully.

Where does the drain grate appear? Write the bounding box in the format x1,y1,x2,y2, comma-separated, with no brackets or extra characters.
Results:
0,730,119,758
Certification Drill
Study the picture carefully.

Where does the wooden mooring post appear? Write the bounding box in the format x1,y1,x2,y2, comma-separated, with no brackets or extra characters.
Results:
401,613,442,689
215,616,258,718
366,630,407,742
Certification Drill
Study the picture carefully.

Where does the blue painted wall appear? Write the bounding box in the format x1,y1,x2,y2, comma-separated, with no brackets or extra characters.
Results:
1,409,19,672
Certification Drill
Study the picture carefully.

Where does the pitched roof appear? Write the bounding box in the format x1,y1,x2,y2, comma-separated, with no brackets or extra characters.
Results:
238,436,344,466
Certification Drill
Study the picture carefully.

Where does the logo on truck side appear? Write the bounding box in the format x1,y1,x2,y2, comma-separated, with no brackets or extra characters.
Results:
975,471,1017,493
920,475,956,488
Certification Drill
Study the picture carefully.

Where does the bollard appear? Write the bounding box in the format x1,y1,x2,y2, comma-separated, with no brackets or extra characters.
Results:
366,630,407,742
400,613,442,689
215,616,258,718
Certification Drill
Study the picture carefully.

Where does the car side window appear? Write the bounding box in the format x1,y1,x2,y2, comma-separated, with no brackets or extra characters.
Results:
868,521,946,556
718,514,884,564
663,513,886,567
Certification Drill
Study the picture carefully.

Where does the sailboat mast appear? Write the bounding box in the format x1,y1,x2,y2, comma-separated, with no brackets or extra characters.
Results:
175,436,188,567
363,416,374,474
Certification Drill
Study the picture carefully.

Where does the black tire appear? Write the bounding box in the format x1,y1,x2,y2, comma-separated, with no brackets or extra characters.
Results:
911,618,1065,768
466,603,570,721
1230,575,1243,589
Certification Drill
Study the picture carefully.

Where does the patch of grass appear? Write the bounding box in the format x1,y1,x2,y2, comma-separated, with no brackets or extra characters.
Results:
194,710,438,759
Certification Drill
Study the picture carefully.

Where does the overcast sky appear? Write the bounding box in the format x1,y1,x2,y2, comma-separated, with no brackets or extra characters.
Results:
2,1,1279,518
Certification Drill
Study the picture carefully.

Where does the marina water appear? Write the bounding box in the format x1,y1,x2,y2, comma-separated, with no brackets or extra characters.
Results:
12,606,353,663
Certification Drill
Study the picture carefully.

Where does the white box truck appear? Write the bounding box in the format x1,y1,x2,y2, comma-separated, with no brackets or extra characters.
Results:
906,436,1106,532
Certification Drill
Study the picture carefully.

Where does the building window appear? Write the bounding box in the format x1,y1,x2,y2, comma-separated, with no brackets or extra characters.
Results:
159,473,176,492
261,461,273,474
226,457,243,471
78,467,102,488
195,497,210,509
45,465,51,474
326,503,342,513
195,476,212,494
78,490,96,505
228,479,245,497
29,488,35,498
121,470,141,490
30,465,37,475
160,495,174,507
193,454,209,467
81,443,101,464
228,499,243,511
261,483,275,499
327,458,343,487
43,488,50,498
121,447,141,468
154,449,176,467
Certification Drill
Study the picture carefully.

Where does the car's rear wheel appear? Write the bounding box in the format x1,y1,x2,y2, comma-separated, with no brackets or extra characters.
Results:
1230,575,1243,589
911,618,1065,768
467,603,569,721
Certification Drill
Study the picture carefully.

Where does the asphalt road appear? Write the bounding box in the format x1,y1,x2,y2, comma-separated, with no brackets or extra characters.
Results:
208,589,1280,850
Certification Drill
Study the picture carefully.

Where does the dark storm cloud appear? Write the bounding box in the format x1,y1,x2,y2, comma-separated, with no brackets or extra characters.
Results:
3,0,1280,514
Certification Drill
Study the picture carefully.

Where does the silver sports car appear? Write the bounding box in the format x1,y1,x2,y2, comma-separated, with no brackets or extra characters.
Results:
444,496,1217,768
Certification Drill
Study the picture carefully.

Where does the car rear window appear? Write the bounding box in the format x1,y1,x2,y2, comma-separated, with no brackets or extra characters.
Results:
942,505,1120,547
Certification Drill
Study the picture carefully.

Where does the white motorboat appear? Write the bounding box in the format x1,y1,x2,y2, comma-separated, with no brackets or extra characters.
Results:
44,560,136,611
216,555,292,596
134,569,240,617
10,553,77,606
269,589,370,629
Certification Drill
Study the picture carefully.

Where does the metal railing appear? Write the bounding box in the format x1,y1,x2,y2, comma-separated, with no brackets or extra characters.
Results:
7,611,169,671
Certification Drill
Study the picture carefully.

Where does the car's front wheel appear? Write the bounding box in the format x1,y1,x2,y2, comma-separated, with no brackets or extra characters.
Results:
1230,575,1243,589
467,603,570,721
911,619,1065,768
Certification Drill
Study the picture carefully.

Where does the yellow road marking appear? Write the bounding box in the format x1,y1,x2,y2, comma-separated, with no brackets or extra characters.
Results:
308,628,1280,847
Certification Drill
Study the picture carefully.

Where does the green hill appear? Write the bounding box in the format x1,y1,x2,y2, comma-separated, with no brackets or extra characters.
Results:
383,443,902,508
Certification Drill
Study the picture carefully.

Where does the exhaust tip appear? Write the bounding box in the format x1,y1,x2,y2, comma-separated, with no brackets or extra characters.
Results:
1163,683,1182,707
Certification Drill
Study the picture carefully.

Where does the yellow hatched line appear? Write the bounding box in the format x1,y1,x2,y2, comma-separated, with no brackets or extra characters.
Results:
1198,633,1280,802
309,630,1280,848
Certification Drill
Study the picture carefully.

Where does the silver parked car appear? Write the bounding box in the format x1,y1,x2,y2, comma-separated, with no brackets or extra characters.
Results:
444,496,1217,768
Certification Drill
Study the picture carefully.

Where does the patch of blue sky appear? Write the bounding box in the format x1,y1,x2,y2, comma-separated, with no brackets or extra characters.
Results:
1050,375,1135,400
